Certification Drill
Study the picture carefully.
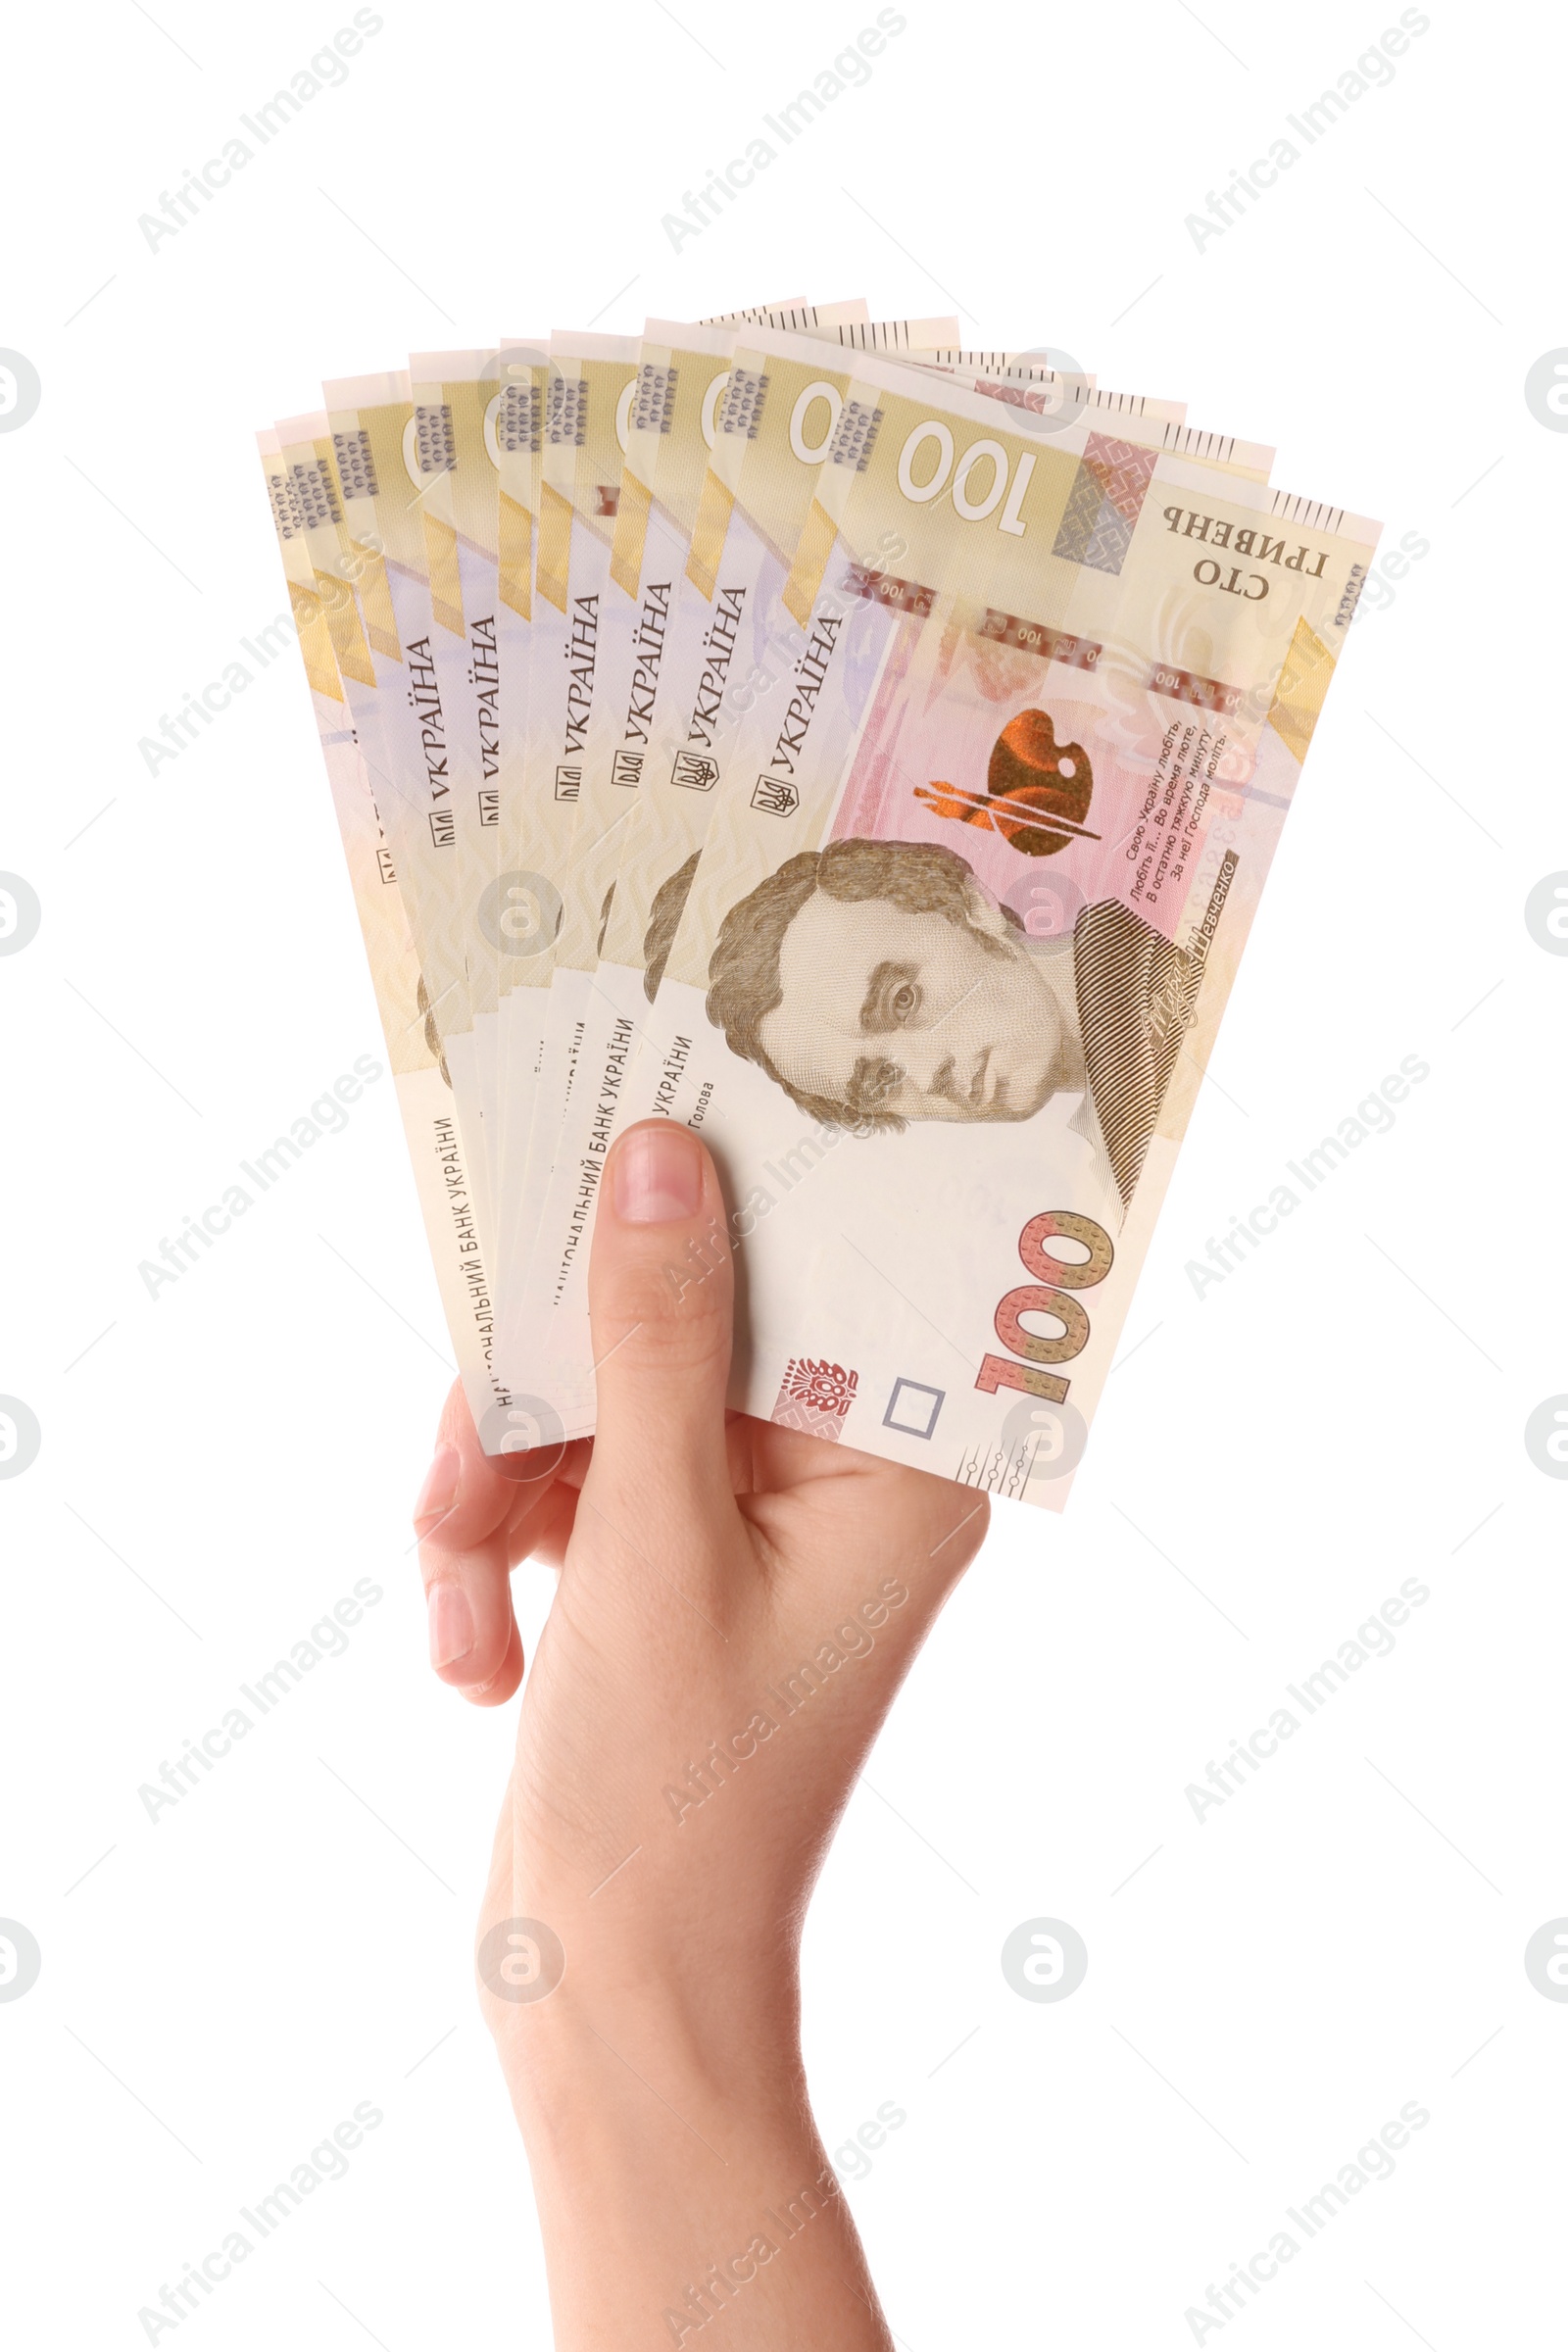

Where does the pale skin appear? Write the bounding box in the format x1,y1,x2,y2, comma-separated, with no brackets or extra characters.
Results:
415,1117,990,2349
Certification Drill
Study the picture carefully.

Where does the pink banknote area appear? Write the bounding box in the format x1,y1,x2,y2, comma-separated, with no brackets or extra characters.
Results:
771,1357,858,1441
830,613,1253,947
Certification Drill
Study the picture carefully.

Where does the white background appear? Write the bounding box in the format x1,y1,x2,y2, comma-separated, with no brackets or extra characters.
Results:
2,0,1563,2344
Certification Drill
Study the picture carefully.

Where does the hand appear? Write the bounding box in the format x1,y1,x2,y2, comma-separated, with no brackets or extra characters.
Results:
415,1119,989,2349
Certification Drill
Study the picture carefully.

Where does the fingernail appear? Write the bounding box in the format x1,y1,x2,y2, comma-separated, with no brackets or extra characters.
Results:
428,1582,474,1672
414,1442,460,1530
612,1123,703,1224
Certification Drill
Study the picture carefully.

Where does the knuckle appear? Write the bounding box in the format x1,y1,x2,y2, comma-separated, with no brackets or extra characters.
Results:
594,1233,733,1378
598,1286,732,1381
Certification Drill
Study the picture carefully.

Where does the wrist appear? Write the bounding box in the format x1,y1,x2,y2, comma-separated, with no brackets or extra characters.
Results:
500,2006,882,2352
478,1864,806,2127
494,1967,806,2151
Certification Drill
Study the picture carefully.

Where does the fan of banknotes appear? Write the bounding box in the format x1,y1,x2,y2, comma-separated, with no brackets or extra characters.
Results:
259,293,1378,1508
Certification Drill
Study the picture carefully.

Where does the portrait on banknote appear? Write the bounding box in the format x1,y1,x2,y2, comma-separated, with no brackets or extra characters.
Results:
263,321,1381,1490
702,833,1195,1212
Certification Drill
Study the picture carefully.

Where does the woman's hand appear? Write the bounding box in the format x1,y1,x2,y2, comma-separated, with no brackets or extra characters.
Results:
416,1120,988,2349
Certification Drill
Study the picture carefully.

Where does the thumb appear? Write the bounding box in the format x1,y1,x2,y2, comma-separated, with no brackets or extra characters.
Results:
586,1120,735,1519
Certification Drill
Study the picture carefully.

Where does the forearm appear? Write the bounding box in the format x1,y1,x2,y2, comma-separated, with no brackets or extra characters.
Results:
436,1127,987,2344
508,2005,892,2351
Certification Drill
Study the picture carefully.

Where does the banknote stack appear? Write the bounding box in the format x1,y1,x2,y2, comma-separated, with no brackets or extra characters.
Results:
259,295,1378,1508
